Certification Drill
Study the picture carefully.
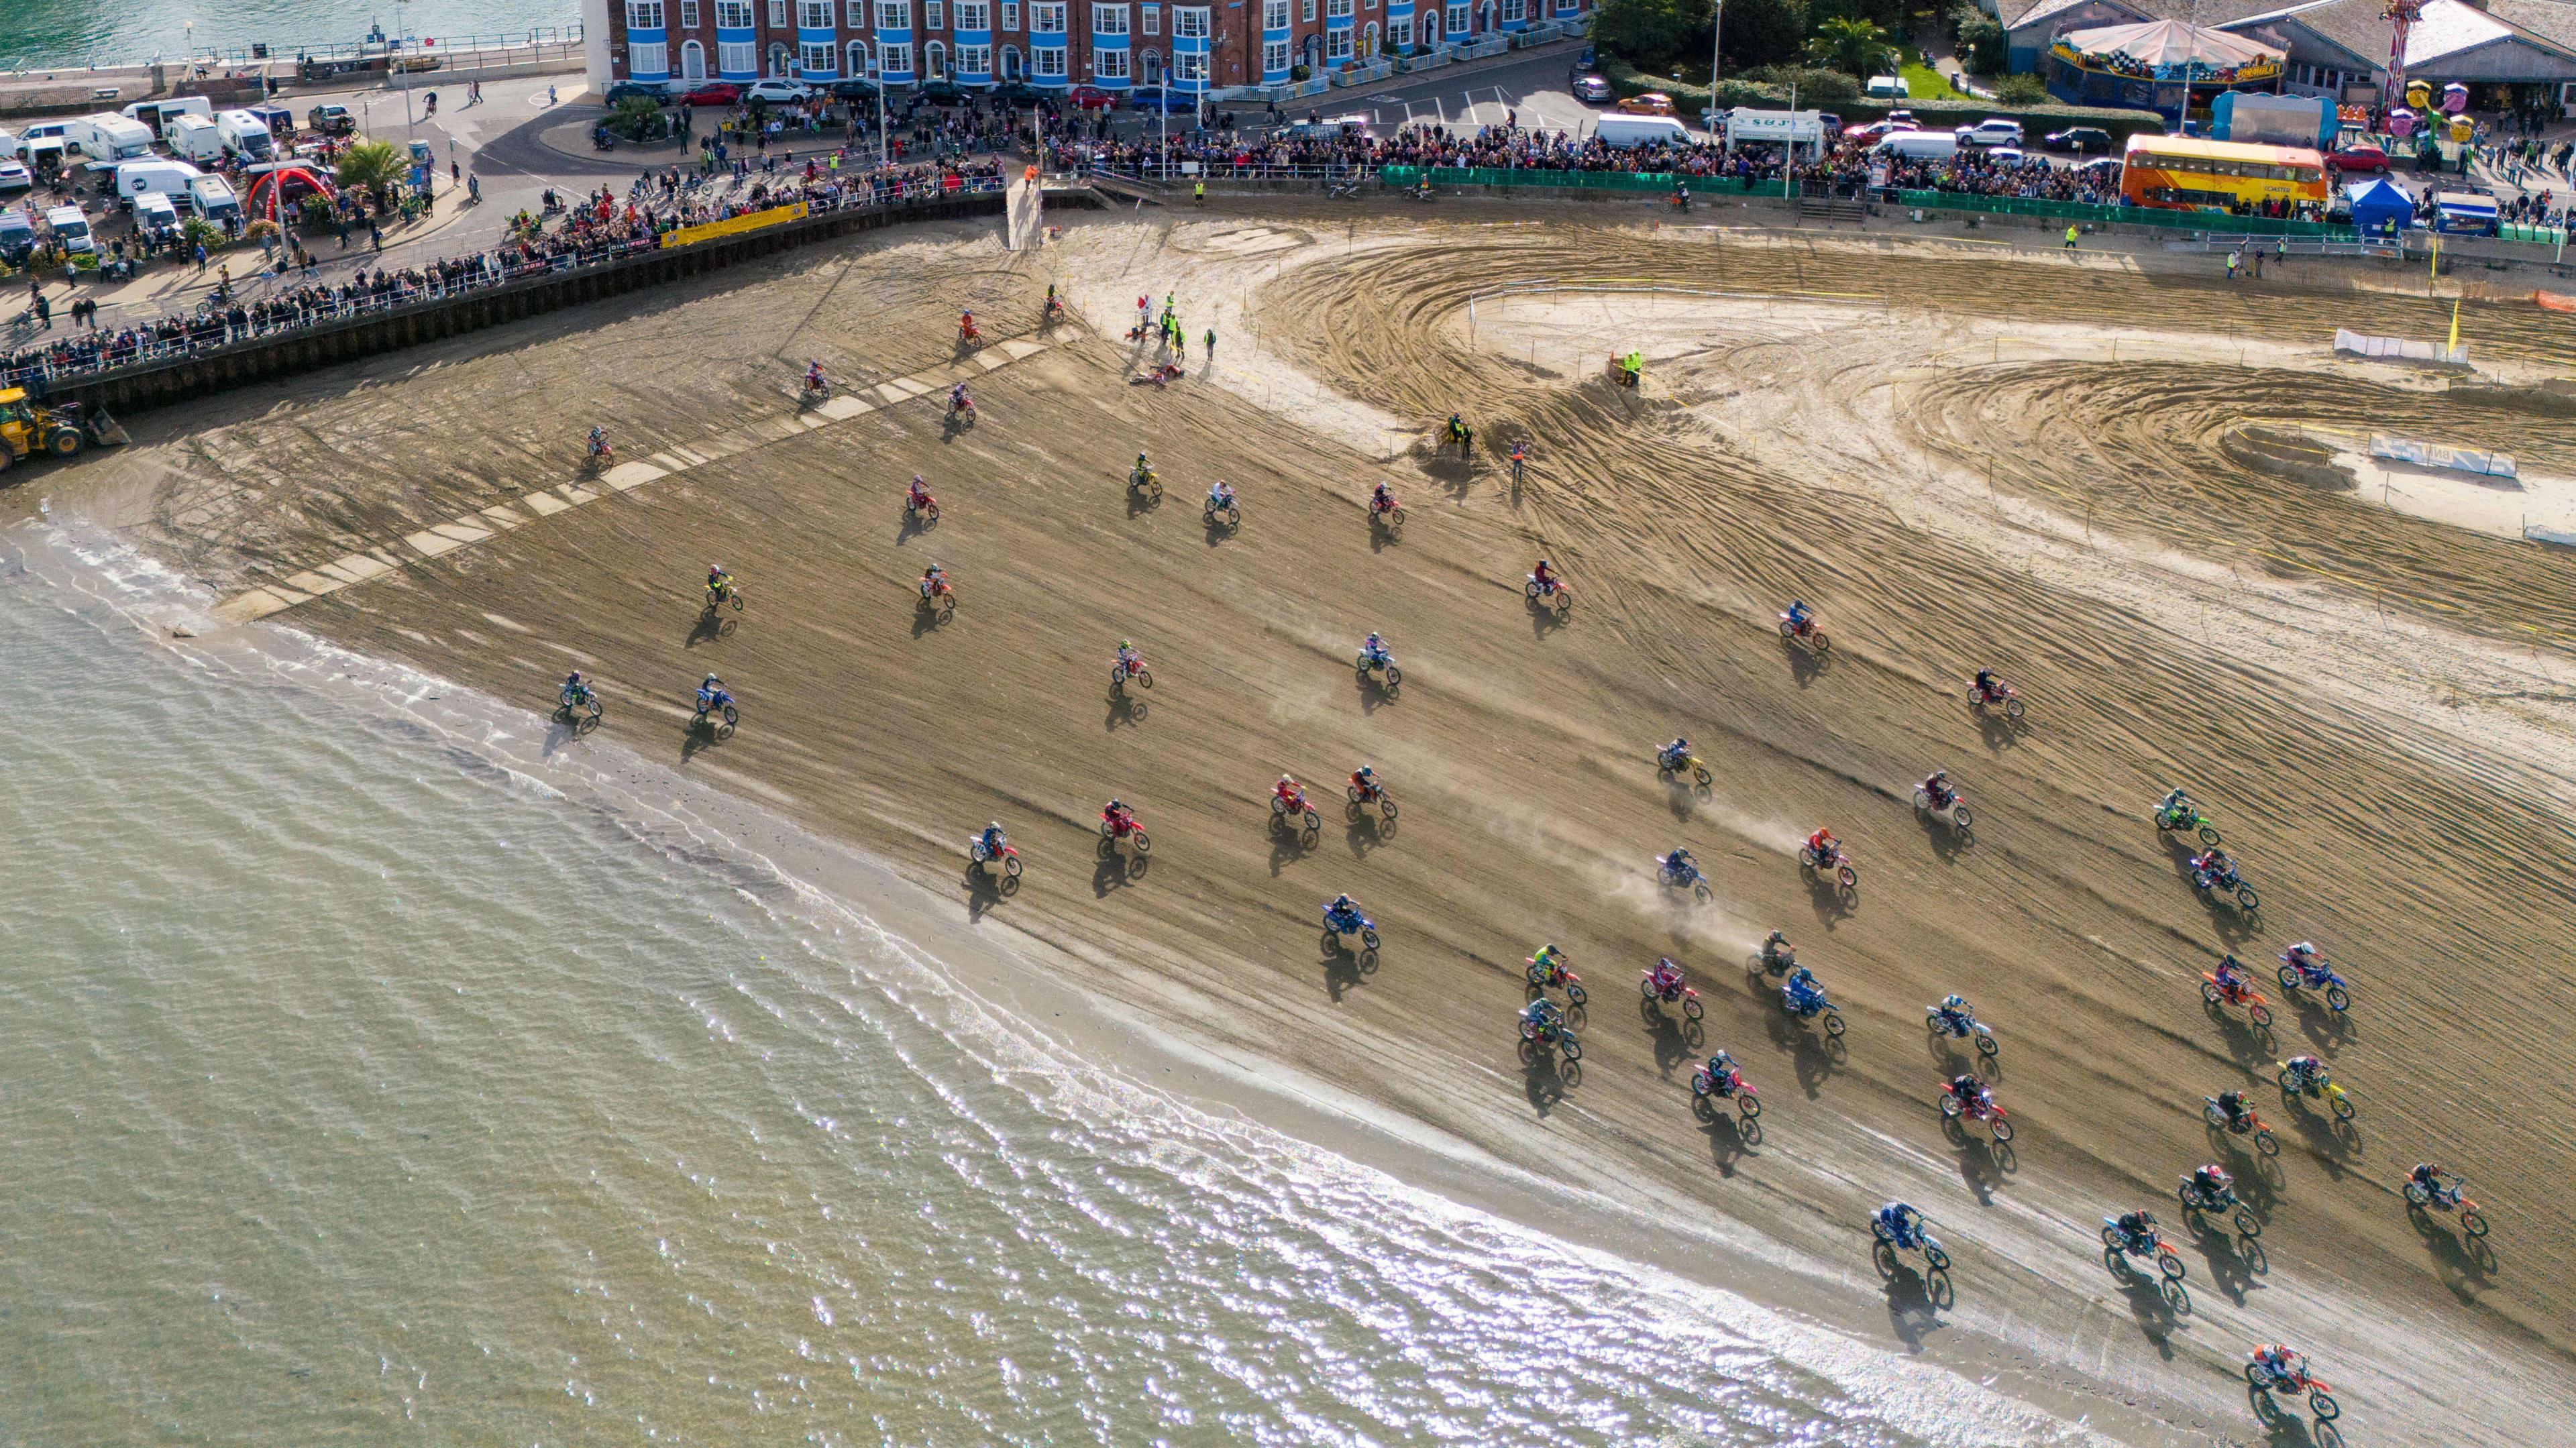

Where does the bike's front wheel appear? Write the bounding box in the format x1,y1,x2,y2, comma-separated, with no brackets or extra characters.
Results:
1923,1244,1951,1272
2002,697,2025,720
2462,1207,2489,1237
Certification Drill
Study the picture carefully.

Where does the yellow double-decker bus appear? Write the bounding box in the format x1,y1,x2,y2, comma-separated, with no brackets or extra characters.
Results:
2118,135,2329,212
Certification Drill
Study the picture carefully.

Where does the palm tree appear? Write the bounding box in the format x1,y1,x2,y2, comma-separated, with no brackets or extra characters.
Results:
1807,16,1891,80
333,140,407,210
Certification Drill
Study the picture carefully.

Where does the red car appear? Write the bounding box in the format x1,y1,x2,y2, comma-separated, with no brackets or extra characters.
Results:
1067,84,1115,111
2328,144,2390,174
678,81,741,106
1843,119,1916,145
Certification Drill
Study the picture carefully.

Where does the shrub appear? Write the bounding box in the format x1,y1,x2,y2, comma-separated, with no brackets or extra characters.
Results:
1744,64,1860,102
1953,11,2006,75
1593,0,1711,72
1993,72,2046,104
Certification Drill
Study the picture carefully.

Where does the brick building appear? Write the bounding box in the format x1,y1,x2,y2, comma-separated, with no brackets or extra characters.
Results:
584,0,1587,95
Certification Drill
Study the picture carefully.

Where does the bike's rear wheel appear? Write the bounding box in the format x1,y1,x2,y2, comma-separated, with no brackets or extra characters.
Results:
2101,1224,2125,1249
1690,1070,1713,1098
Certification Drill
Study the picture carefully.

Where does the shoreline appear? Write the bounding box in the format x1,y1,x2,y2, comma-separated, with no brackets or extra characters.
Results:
34,208,2576,1447
38,520,2180,1445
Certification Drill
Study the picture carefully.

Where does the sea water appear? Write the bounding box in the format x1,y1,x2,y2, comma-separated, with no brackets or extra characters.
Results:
0,532,2099,1447
0,0,580,72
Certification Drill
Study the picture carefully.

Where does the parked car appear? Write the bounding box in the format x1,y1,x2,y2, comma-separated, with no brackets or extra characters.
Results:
43,205,95,255
743,79,814,104
1844,119,1915,144
1884,108,1917,125
678,82,743,106
604,80,666,105
828,78,882,101
1615,91,1675,116
1986,146,2025,165
1571,74,1613,103
307,103,357,135
1128,87,1198,111
1815,111,1843,135
0,159,28,194
989,80,1045,104
2328,144,2391,173
916,79,970,105
1955,117,2023,147
2076,156,2123,182
1067,84,1116,110
2043,125,2114,154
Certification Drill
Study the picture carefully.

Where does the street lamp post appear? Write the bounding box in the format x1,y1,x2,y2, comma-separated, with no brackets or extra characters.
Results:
396,0,418,142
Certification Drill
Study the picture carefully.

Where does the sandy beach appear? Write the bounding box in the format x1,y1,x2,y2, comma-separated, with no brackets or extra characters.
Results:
46,205,2576,1445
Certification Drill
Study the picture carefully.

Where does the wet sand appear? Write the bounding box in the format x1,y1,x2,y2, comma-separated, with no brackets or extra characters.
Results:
60,207,2576,1445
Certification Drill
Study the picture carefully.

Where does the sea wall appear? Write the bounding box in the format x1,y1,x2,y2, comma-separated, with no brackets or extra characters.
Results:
54,188,1049,419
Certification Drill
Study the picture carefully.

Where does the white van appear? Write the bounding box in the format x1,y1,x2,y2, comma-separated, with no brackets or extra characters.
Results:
133,190,181,236
123,95,214,135
113,157,205,210
1864,74,1909,99
1877,130,1961,161
166,114,226,162
186,174,243,227
1593,113,1693,150
215,109,276,160
44,204,96,254
66,112,156,162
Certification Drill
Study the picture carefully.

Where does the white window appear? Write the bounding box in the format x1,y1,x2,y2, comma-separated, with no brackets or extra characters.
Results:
1326,0,1349,16
849,0,867,19
800,40,835,68
1142,3,1160,31
1263,37,1288,69
1501,0,1519,18
877,0,907,24
961,41,991,68
1301,0,1314,19
847,37,872,69
627,0,666,29
1002,1,1020,25
1034,44,1067,72
681,0,700,24
719,38,757,68
769,0,788,23
799,0,833,23
958,1,988,27
881,39,913,68
1175,48,1205,78
1101,48,1130,76
1035,1,1065,28
926,0,945,25
1092,3,1128,32
629,39,669,70
1444,2,1464,32
1176,6,1207,36
717,0,753,24
1325,26,1349,56
1389,15,1408,44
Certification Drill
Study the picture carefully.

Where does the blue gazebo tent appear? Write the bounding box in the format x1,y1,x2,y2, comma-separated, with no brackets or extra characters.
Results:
2343,178,2413,236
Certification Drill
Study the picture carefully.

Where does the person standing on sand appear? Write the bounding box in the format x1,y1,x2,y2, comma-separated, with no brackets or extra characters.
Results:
2065,224,2078,251
2226,247,2241,280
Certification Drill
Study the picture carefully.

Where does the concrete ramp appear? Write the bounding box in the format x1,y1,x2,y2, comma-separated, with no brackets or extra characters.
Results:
1005,170,1043,251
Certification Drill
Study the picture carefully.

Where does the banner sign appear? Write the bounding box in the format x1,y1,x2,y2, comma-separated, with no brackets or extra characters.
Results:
661,200,808,249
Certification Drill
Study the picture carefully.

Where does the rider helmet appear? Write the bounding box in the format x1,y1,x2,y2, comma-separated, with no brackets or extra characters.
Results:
1108,798,1124,812
702,674,721,688
1941,993,1966,1010
1281,775,1295,787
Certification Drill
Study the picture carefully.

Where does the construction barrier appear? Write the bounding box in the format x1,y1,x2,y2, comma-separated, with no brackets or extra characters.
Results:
2334,329,2471,367
661,200,808,249
2369,434,2516,478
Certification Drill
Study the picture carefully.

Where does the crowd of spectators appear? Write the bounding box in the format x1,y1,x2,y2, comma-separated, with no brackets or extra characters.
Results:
1,150,1005,392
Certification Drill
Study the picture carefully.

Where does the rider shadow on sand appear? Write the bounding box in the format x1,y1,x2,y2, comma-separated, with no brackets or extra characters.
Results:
1343,812,1390,860
2292,995,2357,1054
1974,708,2025,754
2251,1394,2343,1448
1805,871,1858,927
1783,641,1828,691
1929,1038,2001,1085
2279,1106,2363,1180
1268,820,1320,878
1521,1054,1572,1116
2105,1261,2189,1358
2186,1225,2267,1307
2411,1212,2498,1295
2202,1002,2277,1072
1694,1101,1761,1177
1947,1129,2015,1205
911,600,954,640
1637,1000,1702,1078
1354,675,1397,717
1880,1265,1950,1351
685,608,735,649
1104,691,1146,732
1091,847,1146,899
1916,813,1975,865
